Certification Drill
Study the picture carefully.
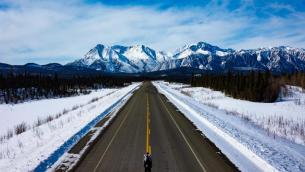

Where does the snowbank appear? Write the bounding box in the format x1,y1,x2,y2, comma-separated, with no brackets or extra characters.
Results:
0,89,116,136
154,81,305,172
172,84,305,145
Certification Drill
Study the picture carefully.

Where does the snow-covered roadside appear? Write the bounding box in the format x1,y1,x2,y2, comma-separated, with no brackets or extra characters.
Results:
153,81,305,172
173,84,305,145
0,88,117,136
0,83,141,172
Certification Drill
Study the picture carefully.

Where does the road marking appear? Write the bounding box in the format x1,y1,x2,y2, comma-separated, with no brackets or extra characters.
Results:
92,97,136,172
146,94,152,154
158,95,207,172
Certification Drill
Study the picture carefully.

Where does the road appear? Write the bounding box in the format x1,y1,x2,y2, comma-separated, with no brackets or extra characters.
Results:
73,82,238,172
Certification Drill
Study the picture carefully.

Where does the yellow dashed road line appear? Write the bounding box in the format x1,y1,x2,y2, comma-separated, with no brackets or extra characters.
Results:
146,94,151,154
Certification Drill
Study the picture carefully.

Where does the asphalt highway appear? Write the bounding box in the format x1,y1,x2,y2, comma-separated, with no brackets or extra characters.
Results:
74,82,238,172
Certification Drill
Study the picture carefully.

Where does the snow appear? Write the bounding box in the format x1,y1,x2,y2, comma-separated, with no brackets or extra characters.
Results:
153,81,305,172
177,85,305,144
0,89,116,136
173,44,190,55
196,49,210,55
121,45,167,72
72,42,305,73
156,51,171,62
195,85,305,120
0,83,141,172
175,49,193,59
216,50,228,56
83,53,100,65
257,53,262,61
176,49,211,59
123,45,150,61
82,46,108,65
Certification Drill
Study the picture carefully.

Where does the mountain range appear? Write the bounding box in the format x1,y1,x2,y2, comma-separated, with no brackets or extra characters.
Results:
67,42,305,73
1,42,305,76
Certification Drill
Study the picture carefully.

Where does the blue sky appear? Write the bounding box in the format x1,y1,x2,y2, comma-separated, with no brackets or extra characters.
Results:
0,0,304,64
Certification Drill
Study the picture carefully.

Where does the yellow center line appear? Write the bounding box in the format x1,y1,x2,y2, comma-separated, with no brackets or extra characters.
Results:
146,94,151,154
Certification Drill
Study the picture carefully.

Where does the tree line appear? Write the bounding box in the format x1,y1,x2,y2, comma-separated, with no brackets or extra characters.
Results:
0,72,136,104
190,71,305,102
1,70,305,104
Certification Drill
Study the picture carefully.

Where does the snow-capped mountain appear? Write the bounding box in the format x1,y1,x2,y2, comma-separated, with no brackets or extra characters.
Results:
67,42,305,73
68,44,170,73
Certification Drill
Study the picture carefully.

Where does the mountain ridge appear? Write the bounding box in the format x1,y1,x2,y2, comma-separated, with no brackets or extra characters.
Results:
2,42,305,75
67,42,305,73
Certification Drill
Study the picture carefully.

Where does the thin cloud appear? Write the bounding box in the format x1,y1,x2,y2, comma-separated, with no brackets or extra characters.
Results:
0,0,304,64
